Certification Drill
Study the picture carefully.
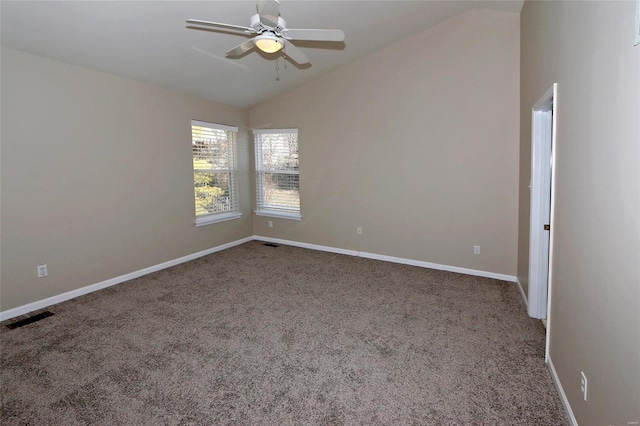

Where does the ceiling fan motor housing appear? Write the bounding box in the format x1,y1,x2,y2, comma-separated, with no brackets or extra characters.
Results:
250,14,287,36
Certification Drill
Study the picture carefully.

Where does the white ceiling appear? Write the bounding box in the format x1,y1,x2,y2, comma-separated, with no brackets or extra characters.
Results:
1,1,523,108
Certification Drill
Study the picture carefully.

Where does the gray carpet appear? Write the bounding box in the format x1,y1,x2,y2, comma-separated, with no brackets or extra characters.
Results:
1,241,568,425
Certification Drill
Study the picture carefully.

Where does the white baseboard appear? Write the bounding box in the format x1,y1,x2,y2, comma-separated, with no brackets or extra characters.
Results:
516,277,529,308
0,236,253,322
254,236,517,282
1,233,575,426
359,251,516,282
547,355,578,426
2,235,517,322
254,236,359,257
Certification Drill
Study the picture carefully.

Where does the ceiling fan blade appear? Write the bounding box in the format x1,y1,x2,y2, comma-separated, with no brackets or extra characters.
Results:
226,40,256,57
282,40,310,65
256,0,280,28
186,19,255,33
283,29,345,42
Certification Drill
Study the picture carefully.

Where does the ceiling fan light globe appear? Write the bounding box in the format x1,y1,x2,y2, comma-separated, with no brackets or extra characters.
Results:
254,34,283,53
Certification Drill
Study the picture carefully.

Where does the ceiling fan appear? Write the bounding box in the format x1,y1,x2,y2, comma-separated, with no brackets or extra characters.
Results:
186,0,345,65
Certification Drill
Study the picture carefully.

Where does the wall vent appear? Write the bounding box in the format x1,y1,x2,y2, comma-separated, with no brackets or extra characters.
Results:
5,311,55,329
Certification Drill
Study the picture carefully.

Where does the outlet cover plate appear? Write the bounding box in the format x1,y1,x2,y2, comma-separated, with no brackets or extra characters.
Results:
37,264,48,278
580,371,588,401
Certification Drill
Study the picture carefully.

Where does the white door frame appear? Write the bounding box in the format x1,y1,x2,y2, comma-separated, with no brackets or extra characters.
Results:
528,83,557,321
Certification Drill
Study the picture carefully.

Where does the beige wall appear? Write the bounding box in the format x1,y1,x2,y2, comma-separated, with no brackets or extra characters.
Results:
519,1,640,424
250,10,520,277
0,48,253,311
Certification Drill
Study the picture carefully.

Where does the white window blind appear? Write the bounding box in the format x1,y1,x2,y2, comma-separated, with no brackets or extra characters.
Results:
254,129,300,217
192,120,240,223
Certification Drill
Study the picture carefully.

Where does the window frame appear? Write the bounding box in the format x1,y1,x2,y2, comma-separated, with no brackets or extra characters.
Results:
191,120,242,227
253,128,301,220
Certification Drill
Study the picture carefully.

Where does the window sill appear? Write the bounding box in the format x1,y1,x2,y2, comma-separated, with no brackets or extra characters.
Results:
255,210,302,221
195,212,243,227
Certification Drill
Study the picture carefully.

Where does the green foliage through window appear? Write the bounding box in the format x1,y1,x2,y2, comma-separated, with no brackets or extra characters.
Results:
191,121,238,217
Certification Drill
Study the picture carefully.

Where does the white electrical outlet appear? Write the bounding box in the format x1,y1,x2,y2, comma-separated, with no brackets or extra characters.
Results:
357,227,363,235
37,264,48,278
268,220,273,228
580,371,588,401
474,245,480,255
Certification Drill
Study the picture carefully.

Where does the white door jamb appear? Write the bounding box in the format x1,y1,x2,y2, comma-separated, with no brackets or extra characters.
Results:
528,83,557,325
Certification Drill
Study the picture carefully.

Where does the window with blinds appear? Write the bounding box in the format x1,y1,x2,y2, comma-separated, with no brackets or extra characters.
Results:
254,129,301,219
192,120,241,225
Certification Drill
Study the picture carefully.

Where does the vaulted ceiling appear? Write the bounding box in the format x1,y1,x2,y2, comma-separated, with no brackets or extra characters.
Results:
1,1,523,108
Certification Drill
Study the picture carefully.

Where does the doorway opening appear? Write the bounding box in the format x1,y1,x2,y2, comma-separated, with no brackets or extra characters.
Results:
528,83,557,339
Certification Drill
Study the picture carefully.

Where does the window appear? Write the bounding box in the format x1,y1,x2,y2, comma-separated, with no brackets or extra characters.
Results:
254,129,301,219
191,120,241,226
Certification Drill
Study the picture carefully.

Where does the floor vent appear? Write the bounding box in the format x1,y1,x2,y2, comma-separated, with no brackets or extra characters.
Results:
263,243,279,247
6,311,55,329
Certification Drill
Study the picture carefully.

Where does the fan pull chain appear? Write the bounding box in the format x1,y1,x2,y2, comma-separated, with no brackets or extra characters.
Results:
275,57,280,81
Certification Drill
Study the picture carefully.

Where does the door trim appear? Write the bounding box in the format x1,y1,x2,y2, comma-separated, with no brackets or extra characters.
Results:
528,83,557,325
